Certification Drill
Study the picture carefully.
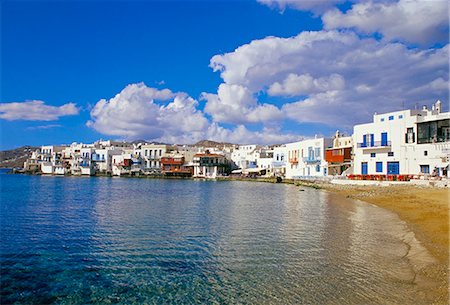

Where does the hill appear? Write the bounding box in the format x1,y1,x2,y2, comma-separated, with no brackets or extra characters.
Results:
0,146,38,168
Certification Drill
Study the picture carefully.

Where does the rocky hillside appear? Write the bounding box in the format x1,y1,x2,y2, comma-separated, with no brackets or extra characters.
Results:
0,146,38,168
192,140,236,149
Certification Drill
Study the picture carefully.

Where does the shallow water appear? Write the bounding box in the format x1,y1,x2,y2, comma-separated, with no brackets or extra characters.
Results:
0,171,438,304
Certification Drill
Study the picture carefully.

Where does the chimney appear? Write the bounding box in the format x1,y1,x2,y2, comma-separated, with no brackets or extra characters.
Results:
435,100,442,113
422,105,428,111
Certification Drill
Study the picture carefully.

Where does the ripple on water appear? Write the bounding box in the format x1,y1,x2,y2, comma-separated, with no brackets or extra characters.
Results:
0,176,441,304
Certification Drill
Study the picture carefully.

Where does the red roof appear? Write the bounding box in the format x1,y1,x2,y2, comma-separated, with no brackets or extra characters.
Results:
194,153,224,157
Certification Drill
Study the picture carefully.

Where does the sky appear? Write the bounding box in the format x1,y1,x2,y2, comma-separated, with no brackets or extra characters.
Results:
1,0,449,150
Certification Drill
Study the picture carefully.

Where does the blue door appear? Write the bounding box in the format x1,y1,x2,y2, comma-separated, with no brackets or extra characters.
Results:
370,134,374,147
387,162,399,175
381,132,388,146
362,135,367,147
361,162,368,175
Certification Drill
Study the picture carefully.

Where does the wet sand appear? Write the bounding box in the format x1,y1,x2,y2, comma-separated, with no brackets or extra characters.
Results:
321,184,449,304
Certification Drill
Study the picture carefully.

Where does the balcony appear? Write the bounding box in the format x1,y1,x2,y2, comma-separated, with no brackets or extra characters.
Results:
272,161,286,168
92,155,106,162
357,141,391,149
161,157,184,165
303,157,321,164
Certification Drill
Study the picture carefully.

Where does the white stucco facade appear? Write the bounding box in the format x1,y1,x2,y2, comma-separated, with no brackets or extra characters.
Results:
284,138,332,179
353,101,450,177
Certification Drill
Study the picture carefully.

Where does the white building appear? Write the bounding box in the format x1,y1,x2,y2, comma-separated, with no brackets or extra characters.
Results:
285,138,332,179
271,145,287,177
230,144,259,170
141,144,173,173
192,153,228,178
353,100,449,177
38,145,66,174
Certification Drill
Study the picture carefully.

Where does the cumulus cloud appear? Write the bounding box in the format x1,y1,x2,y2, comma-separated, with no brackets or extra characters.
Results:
86,82,301,145
202,83,284,124
208,30,449,126
268,73,345,96
322,0,449,46
258,0,343,14
87,82,209,142
0,100,79,121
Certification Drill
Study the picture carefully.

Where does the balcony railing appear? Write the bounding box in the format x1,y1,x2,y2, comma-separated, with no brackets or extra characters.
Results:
289,158,299,164
357,141,391,148
303,157,321,164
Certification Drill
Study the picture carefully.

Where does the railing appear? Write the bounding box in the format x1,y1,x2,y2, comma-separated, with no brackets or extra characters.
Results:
357,141,391,148
272,161,286,167
91,155,105,162
303,157,321,164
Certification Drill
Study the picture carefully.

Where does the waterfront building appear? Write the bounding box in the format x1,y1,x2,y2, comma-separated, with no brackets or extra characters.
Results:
192,153,229,178
112,153,132,176
160,154,193,177
285,138,332,179
37,145,66,174
271,145,287,177
353,100,450,177
230,144,260,170
141,144,174,173
91,147,123,174
325,131,353,176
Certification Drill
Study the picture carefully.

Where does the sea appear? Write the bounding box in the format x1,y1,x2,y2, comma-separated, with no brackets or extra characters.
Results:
0,169,439,304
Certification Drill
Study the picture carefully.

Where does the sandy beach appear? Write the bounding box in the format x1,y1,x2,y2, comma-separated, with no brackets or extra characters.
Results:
319,183,449,304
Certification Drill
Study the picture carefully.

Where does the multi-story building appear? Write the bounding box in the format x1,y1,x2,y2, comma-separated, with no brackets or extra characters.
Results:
230,144,259,170
160,154,193,177
38,145,66,174
285,138,332,179
353,100,449,177
141,144,173,173
271,145,287,177
325,131,353,176
192,153,229,178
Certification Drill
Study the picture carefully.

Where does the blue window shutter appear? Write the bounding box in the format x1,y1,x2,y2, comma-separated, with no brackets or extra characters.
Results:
370,134,374,147
381,132,388,146
362,135,367,147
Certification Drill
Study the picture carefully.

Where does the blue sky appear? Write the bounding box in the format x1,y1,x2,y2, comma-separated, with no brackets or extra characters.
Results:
1,0,449,149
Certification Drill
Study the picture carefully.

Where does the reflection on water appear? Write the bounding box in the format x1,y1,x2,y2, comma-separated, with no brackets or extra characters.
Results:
0,173,438,304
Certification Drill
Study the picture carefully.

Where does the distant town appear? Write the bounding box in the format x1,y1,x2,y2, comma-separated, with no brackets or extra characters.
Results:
19,100,450,182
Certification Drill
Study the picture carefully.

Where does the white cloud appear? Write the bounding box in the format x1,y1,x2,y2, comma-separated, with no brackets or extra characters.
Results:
258,0,343,14
209,30,449,126
322,0,449,46
0,100,79,121
87,82,209,142
87,82,300,145
202,83,284,124
26,124,62,130
268,73,345,96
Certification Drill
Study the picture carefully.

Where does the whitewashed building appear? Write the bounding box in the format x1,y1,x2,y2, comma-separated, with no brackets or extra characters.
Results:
230,144,259,170
141,144,173,173
353,100,449,177
285,138,332,179
192,153,228,178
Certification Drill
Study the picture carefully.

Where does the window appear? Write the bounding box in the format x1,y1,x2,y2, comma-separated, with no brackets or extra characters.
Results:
417,119,450,144
314,147,320,157
159,150,162,156
420,165,430,174
389,115,394,120
399,115,403,119
388,152,394,157
376,162,383,173
316,165,320,172
370,153,376,157
381,118,385,122
424,151,428,156
405,127,415,144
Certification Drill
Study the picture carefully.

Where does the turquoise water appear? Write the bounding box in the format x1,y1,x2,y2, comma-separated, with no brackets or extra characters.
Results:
0,170,437,304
